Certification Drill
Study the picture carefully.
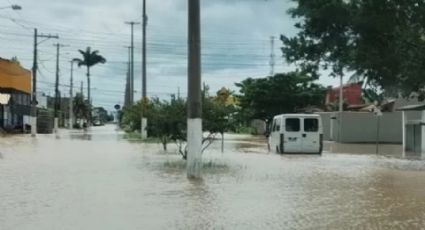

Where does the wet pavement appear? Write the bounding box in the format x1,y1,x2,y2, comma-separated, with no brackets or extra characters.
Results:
1,125,425,229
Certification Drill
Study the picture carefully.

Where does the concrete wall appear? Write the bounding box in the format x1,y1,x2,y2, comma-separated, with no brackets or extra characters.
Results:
317,112,332,140
320,111,422,144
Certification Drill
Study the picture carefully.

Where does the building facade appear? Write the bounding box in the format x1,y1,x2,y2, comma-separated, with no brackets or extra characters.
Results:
0,58,31,132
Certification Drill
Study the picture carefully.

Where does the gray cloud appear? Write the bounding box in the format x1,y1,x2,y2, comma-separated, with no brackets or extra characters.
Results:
0,0,337,111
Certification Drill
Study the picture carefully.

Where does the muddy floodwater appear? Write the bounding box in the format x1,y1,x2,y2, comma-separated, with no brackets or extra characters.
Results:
1,125,425,229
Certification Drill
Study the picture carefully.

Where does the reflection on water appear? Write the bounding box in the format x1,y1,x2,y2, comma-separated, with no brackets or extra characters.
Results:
1,125,425,229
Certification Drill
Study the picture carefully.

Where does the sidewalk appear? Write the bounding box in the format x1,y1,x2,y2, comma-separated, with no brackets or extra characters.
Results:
324,141,425,159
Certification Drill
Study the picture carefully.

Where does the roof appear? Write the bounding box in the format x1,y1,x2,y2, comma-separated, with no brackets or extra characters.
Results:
396,104,425,111
329,82,363,91
0,58,31,94
274,113,321,119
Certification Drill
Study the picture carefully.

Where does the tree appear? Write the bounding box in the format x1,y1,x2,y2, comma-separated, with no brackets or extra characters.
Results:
120,90,237,159
73,47,106,123
147,97,186,152
73,92,89,125
236,72,326,122
203,87,238,152
281,0,425,100
10,56,20,65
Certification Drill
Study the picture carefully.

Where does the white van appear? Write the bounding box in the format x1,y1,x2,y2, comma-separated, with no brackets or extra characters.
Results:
269,114,323,154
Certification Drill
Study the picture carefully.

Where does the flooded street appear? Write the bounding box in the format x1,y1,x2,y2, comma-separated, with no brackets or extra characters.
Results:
1,125,425,229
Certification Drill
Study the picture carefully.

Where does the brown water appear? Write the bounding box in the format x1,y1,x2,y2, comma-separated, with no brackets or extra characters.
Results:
1,125,425,229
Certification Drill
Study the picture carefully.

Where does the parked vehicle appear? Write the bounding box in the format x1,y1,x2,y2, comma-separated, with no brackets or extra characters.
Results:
92,119,104,126
269,114,323,154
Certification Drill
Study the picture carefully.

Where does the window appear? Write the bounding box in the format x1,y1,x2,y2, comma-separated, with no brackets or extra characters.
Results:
286,118,300,132
304,118,319,132
272,120,276,132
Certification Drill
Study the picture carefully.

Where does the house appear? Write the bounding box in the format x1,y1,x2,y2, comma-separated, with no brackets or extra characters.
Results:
0,58,31,132
325,82,363,107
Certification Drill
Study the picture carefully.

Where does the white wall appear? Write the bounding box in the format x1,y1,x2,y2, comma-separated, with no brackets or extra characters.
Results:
325,111,422,143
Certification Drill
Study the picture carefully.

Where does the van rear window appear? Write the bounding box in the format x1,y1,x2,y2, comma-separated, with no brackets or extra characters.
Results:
304,118,318,132
285,118,300,132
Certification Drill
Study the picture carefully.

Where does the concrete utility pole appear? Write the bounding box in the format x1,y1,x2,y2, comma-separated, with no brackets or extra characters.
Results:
124,46,131,107
269,36,275,76
142,0,147,99
31,28,58,137
80,81,83,95
187,0,202,179
140,0,148,139
69,60,76,129
125,21,140,105
53,43,68,133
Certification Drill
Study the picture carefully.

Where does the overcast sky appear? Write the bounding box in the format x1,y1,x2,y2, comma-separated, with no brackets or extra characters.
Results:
0,0,340,111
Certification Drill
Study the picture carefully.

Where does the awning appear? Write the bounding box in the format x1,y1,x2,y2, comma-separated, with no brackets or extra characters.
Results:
396,104,425,111
0,58,31,94
0,93,11,105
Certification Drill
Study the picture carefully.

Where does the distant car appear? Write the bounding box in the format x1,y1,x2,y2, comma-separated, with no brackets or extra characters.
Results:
269,114,323,154
92,120,104,126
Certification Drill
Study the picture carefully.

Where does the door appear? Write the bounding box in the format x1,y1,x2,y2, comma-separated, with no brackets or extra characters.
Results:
284,118,302,153
302,118,320,153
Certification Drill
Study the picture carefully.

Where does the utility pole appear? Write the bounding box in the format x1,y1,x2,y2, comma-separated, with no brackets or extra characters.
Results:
187,0,202,179
124,46,131,107
69,60,76,129
80,81,83,95
53,43,68,133
269,36,275,76
31,28,58,137
142,0,147,99
125,21,140,105
140,0,148,140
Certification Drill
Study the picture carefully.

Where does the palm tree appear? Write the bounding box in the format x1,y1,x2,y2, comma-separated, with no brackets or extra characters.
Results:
73,92,89,127
74,47,106,124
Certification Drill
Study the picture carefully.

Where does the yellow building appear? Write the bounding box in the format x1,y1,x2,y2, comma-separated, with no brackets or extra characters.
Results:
0,58,32,131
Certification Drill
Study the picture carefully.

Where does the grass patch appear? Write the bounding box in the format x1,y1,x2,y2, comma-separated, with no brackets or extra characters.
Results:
123,132,161,143
162,159,230,173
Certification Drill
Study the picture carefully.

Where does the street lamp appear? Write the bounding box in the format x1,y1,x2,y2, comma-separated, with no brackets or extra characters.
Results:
0,4,22,10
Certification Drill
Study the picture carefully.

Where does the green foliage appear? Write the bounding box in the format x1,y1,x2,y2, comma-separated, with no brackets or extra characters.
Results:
121,88,238,158
121,97,186,151
235,72,326,121
73,93,89,121
362,88,384,105
203,87,237,134
282,0,425,100
74,47,106,69
10,56,20,65
147,97,187,150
